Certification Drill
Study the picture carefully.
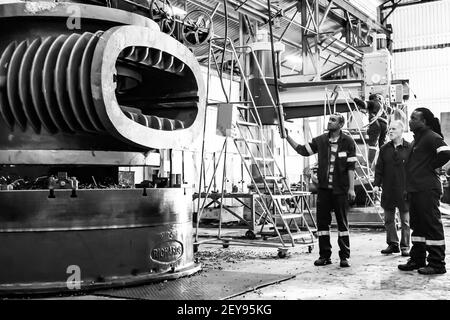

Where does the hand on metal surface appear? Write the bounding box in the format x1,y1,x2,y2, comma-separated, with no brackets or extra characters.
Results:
373,186,380,196
280,127,289,139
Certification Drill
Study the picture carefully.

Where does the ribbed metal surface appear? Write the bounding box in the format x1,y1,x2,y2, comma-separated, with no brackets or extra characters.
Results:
93,270,293,300
0,32,102,133
387,0,450,49
394,49,450,102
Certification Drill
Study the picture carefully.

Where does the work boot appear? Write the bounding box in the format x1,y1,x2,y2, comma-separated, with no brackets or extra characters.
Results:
401,249,410,257
418,265,447,275
340,258,350,268
314,257,332,266
398,259,426,271
381,244,400,254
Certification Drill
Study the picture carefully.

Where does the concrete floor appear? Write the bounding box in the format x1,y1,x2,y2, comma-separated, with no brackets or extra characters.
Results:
38,225,450,300
195,227,450,300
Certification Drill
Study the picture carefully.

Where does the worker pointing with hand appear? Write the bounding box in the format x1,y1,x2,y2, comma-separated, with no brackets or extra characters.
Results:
283,113,356,268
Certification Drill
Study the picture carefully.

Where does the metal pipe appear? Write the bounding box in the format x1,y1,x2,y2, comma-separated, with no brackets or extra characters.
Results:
318,0,334,30
196,38,214,231
218,139,228,239
266,0,284,137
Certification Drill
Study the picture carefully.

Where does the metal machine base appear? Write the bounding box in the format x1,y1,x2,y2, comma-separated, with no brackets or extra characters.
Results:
0,188,199,296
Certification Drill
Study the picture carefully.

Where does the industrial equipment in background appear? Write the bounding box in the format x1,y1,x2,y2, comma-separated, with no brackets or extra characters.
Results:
348,31,410,157
362,32,409,126
0,0,206,295
362,33,392,100
268,27,411,227
82,0,213,46
335,32,411,223
193,23,317,257
246,29,285,125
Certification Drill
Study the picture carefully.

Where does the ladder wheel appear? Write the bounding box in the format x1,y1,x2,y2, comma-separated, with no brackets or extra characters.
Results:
308,245,314,253
245,230,256,240
277,248,288,258
222,240,230,249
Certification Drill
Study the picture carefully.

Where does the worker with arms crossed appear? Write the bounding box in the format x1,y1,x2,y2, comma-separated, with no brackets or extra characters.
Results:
284,113,357,268
398,108,450,275
352,93,388,167
373,120,411,257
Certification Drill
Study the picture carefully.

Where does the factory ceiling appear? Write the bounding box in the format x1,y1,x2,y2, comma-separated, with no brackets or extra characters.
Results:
170,0,438,80
169,0,385,79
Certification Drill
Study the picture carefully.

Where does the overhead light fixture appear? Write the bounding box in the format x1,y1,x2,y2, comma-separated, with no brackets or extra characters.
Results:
284,54,302,74
284,54,302,65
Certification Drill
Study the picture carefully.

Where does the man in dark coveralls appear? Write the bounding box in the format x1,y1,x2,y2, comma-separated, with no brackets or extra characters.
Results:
284,113,356,268
352,93,388,167
373,120,411,256
398,108,450,275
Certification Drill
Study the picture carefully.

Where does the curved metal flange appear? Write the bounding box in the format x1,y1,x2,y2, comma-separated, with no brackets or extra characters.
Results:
0,149,161,165
91,25,205,150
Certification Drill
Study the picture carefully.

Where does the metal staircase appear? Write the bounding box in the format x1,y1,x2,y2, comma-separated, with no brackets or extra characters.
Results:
194,36,317,256
233,103,317,250
338,87,383,219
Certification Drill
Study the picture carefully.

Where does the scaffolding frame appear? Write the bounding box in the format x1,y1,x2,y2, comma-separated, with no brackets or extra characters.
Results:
193,35,317,257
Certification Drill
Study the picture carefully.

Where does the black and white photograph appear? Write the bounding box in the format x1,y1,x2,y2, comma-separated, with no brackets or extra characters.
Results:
0,0,449,309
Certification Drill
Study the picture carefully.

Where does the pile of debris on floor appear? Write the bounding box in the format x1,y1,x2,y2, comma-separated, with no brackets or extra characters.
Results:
195,248,275,270
0,174,130,190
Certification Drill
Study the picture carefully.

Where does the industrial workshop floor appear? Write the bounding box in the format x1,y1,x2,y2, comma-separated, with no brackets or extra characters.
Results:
195,227,450,300
51,223,450,300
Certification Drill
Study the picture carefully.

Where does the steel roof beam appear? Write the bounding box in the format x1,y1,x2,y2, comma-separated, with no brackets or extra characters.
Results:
330,0,390,34
382,0,439,9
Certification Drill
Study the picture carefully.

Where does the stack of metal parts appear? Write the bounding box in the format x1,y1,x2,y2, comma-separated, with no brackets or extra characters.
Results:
0,1,205,296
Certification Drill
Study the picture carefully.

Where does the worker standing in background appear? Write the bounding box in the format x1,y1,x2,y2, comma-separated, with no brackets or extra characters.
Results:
398,108,450,275
284,113,357,268
373,120,411,257
352,93,388,167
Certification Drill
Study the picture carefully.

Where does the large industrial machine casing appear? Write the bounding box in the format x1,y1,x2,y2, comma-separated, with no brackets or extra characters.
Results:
0,1,205,295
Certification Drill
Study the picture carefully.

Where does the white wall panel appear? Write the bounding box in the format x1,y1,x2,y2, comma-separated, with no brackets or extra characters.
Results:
389,1,450,119
393,48,450,117
387,0,450,49
349,0,380,21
